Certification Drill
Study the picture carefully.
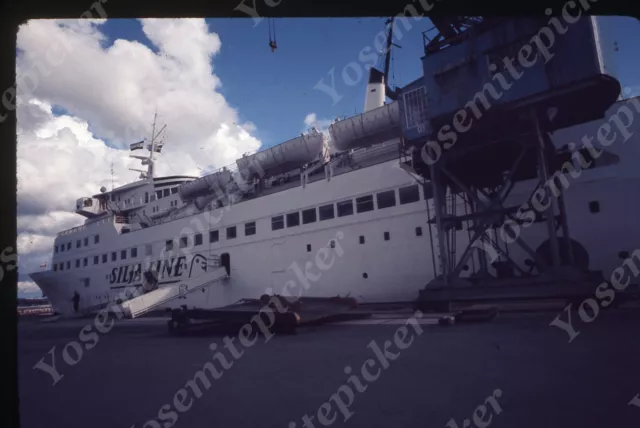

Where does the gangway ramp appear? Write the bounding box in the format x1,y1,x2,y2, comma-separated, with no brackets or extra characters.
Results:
121,267,228,318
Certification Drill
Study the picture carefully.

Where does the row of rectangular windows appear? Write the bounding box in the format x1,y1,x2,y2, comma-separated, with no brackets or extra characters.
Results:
53,246,140,272
164,221,256,251
271,184,423,230
110,187,179,204
55,234,100,253
154,187,178,201
163,184,425,251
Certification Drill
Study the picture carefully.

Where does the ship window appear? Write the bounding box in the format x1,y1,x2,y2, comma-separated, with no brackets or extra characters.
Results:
180,236,188,248
166,240,173,251
121,250,127,260
356,195,374,213
76,240,81,248
227,226,237,239
384,232,390,241
589,201,600,213
245,222,256,236
60,245,64,253
319,204,335,221
53,264,57,271
195,234,203,246
307,244,312,252
171,187,178,194
76,259,80,268
94,235,99,244
111,194,115,202
145,192,149,203
272,215,284,230
111,252,116,261
399,185,420,204
337,199,354,217
156,190,162,199
84,237,89,246
54,245,58,253
83,258,88,267
131,247,138,258
416,227,423,236
163,189,170,197
66,261,70,269
359,236,365,244
59,263,63,271
287,212,300,228
302,208,317,224
209,230,219,243
145,244,153,255
94,256,99,265
102,254,107,263
377,190,396,209
66,242,71,250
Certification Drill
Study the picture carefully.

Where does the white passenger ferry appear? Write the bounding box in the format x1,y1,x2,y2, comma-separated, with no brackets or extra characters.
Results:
28,23,640,315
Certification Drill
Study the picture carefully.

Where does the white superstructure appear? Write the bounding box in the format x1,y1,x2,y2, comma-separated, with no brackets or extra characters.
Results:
29,93,640,317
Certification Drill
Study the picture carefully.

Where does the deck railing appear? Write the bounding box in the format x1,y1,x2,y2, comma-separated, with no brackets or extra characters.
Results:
57,216,113,237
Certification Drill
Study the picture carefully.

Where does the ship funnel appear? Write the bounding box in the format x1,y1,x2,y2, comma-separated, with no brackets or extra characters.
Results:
363,68,385,112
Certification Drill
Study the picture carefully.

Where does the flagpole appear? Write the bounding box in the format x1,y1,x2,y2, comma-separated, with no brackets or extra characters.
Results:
127,113,166,180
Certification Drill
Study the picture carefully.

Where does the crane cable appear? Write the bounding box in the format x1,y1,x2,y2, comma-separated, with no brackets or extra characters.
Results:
268,18,277,52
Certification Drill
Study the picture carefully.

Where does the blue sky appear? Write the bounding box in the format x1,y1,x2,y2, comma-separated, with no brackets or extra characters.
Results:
96,17,640,149
96,17,442,147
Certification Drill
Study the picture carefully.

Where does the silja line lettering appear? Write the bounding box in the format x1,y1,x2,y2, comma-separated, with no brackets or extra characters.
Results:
108,254,208,285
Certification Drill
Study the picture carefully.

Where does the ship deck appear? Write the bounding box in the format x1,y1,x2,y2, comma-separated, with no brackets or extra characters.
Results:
18,304,640,428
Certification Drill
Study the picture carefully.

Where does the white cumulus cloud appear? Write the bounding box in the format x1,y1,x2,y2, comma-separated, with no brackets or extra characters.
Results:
16,18,263,295
303,112,333,131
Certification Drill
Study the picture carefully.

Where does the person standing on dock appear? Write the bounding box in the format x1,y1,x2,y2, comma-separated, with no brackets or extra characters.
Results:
71,291,80,314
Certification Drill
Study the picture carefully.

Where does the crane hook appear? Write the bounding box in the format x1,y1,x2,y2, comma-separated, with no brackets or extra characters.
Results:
268,18,277,52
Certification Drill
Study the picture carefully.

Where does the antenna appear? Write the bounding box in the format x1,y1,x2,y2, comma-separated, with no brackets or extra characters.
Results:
128,112,167,182
383,17,400,101
111,162,114,191
147,112,167,181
